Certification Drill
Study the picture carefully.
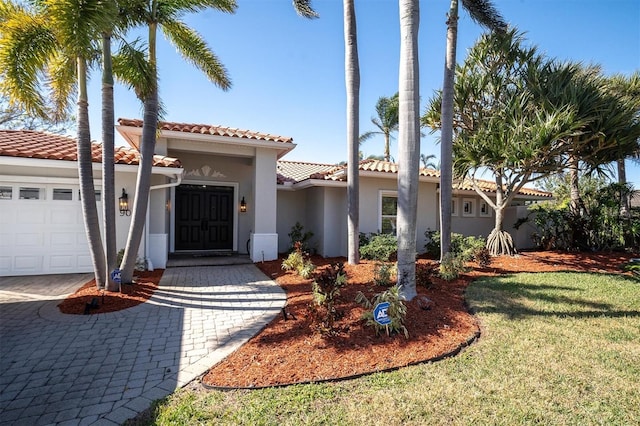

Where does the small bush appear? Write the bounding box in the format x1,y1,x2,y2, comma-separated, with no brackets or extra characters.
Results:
116,249,147,271
281,242,315,279
288,222,314,252
474,247,492,268
355,286,408,338
374,262,396,287
439,252,467,281
360,234,398,261
416,262,437,287
309,263,347,335
424,230,486,263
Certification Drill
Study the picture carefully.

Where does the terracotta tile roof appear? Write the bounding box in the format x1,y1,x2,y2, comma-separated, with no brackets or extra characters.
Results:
454,178,552,198
277,158,551,198
118,118,293,144
277,160,337,184
308,159,440,181
0,129,181,168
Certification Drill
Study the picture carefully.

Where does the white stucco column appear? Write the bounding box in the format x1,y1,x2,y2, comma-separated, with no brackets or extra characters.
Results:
251,147,278,261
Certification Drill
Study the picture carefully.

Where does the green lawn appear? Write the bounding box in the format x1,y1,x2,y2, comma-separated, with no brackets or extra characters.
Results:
129,272,640,425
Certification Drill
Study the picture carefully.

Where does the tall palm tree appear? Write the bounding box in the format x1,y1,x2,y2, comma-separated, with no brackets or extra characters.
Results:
0,0,116,289
359,93,399,162
344,0,360,265
119,0,237,283
396,0,420,301
438,0,505,261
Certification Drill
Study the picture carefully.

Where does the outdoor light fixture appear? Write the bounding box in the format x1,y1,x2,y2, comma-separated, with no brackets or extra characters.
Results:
240,196,247,213
119,188,131,216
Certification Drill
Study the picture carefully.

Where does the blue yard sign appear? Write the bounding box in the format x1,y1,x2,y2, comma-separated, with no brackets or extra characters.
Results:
373,301,391,326
110,268,122,284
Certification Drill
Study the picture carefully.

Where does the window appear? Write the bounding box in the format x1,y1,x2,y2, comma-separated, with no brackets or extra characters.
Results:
19,187,42,200
53,188,73,200
0,186,12,200
480,201,491,217
380,192,398,235
78,190,102,201
451,197,458,216
462,198,475,217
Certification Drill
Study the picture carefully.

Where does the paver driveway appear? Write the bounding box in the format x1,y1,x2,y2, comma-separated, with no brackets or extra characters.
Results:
0,265,286,425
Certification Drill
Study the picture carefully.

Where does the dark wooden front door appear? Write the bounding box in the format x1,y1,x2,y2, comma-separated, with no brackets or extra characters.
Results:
175,185,234,251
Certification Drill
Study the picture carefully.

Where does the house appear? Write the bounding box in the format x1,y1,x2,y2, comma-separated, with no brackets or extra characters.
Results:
0,120,551,276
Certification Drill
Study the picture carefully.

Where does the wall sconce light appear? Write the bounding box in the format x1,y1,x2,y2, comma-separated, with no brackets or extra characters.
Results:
240,196,247,213
119,188,131,216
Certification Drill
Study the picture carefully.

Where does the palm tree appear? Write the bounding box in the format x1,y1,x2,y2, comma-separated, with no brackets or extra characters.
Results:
396,0,420,301
420,153,438,169
344,0,360,265
0,0,116,288
359,93,399,162
438,0,505,261
604,72,640,215
119,0,237,283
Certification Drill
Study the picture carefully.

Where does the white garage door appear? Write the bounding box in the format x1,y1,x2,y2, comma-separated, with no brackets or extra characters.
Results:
0,183,100,276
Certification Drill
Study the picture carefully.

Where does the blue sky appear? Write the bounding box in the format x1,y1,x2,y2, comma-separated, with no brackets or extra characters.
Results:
88,0,640,188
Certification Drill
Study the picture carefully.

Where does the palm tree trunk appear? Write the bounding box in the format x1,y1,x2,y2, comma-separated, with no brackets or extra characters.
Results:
569,153,581,216
344,0,360,265
384,132,390,162
76,56,106,289
617,158,631,216
102,32,118,292
120,21,159,284
439,0,458,261
396,0,420,301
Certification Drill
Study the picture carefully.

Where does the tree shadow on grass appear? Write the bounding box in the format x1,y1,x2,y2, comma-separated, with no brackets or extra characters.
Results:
468,271,640,320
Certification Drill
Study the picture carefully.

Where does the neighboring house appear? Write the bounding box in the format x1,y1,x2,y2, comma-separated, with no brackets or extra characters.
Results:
0,120,551,276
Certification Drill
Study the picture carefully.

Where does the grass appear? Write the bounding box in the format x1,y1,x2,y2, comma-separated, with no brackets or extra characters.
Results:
127,271,640,425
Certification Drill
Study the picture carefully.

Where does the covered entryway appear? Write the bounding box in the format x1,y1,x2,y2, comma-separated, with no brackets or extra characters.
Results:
174,185,234,251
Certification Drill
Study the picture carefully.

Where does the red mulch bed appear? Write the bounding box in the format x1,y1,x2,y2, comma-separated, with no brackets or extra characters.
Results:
55,251,637,387
201,250,638,389
57,270,163,315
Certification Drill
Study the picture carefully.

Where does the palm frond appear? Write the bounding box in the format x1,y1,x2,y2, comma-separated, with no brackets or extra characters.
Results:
113,38,155,100
461,0,506,32
161,18,230,90
157,0,236,20
292,0,318,19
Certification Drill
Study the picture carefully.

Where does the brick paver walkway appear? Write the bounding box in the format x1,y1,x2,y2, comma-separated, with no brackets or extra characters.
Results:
0,265,285,425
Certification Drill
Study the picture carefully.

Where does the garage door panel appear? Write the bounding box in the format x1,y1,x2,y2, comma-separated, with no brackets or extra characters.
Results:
0,183,99,276
15,233,44,246
14,255,43,273
0,257,10,274
16,207,46,224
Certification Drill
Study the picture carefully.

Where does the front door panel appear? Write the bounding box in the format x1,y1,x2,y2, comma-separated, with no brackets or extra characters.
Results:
175,185,233,251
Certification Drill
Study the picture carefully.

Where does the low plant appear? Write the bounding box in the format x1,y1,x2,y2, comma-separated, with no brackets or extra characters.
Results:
415,262,437,287
282,242,315,279
355,286,408,338
424,230,487,263
359,233,397,261
309,263,347,335
439,252,467,281
373,262,396,287
116,249,147,271
288,222,314,252
474,247,492,268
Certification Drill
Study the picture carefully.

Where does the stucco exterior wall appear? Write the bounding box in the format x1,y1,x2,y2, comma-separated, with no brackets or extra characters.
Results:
276,189,306,253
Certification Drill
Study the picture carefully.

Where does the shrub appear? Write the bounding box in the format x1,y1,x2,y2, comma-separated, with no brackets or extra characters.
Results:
355,286,408,338
373,262,396,287
416,262,437,287
288,222,314,252
424,230,487,263
474,247,492,268
281,242,315,279
116,249,147,271
439,252,467,281
309,263,347,335
359,233,398,261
